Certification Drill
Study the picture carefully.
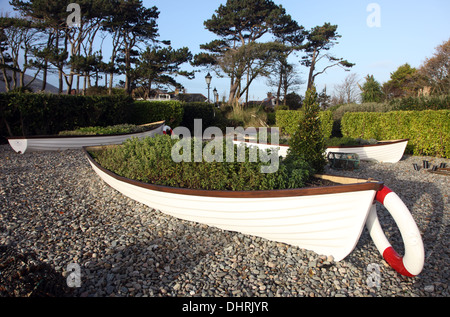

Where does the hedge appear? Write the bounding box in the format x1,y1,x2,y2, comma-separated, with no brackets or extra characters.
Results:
0,93,134,137
341,110,450,158
180,102,231,133
275,110,333,139
0,93,187,138
130,100,184,128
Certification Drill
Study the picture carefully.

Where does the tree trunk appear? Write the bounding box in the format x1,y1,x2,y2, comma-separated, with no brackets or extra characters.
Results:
109,71,114,95
41,61,48,91
58,70,63,94
229,77,240,105
307,49,318,90
276,67,283,105
1,68,10,92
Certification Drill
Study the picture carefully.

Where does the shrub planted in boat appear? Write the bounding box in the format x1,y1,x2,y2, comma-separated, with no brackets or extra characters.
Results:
58,124,150,136
90,135,313,191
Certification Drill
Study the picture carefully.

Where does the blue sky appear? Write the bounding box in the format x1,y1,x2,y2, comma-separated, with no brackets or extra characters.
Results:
2,0,450,100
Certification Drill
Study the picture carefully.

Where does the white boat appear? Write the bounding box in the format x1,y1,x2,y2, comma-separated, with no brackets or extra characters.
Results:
325,139,409,163
234,138,409,163
83,145,424,276
7,121,166,154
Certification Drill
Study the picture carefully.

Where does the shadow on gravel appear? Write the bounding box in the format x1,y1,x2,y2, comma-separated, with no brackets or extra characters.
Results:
70,227,224,297
0,244,72,297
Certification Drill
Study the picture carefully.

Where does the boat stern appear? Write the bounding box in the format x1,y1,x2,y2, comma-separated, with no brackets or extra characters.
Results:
7,138,28,154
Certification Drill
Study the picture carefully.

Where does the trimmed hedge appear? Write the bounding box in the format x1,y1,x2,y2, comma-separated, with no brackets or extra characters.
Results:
130,100,184,128
275,110,333,139
180,102,230,133
0,93,187,138
1,93,134,136
341,110,450,158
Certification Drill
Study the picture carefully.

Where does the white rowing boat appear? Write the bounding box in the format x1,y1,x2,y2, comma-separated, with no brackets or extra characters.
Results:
7,121,166,154
83,145,424,276
234,138,408,163
325,139,409,163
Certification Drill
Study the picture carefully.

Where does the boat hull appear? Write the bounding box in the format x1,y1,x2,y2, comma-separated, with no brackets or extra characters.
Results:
7,122,165,154
84,147,382,261
325,139,409,163
234,139,408,163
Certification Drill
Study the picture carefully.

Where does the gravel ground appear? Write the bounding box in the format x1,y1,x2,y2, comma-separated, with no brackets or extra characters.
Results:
0,144,448,297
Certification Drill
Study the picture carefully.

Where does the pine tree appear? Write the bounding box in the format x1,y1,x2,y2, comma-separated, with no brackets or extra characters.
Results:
360,74,384,102
287,86,327,173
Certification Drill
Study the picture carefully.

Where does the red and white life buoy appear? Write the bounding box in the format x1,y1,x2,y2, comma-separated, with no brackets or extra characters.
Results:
366,185,424,277
163,125,173,135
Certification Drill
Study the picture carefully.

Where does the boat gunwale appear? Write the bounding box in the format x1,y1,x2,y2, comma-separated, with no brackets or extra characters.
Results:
6,121,165,140
326,139,409,149
83,146,384,199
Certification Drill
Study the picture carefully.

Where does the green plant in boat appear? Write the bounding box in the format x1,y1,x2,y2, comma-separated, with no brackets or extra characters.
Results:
90,135,314,191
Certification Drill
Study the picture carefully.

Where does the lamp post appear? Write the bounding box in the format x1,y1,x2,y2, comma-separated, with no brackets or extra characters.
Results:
205,72,212,103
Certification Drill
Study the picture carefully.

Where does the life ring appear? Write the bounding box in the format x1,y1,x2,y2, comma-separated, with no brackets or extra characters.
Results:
366,185,424,277
163,125,173,135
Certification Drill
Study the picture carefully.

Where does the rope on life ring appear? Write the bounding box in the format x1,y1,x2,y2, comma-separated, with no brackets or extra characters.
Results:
366,185,424,277
163,125,173,135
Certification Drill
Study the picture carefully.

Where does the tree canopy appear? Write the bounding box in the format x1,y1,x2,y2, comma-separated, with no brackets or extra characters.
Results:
2,0,446,104
196,0,299,104
360,74,383,103
301,23,355,90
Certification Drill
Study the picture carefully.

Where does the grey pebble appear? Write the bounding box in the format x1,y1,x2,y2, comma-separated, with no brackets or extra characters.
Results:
0,145,448,297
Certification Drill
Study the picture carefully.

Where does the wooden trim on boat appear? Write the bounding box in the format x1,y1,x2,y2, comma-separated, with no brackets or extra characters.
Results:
83,146,384,199
6,121,165,140
326,139,409,149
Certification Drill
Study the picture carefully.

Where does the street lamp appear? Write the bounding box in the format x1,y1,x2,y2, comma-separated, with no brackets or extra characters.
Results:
205,72,212,103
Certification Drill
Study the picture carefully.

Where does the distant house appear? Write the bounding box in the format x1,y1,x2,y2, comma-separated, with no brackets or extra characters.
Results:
176,93,207,102
133,87,208,103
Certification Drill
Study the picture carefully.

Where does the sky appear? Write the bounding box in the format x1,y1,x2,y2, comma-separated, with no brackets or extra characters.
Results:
2,0,450,101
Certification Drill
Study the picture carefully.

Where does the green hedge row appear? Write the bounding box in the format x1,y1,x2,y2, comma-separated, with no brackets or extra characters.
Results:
131,100,184,128
0,93,134,136
275,110,333,139
341,110,450,158
0,93,233,139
